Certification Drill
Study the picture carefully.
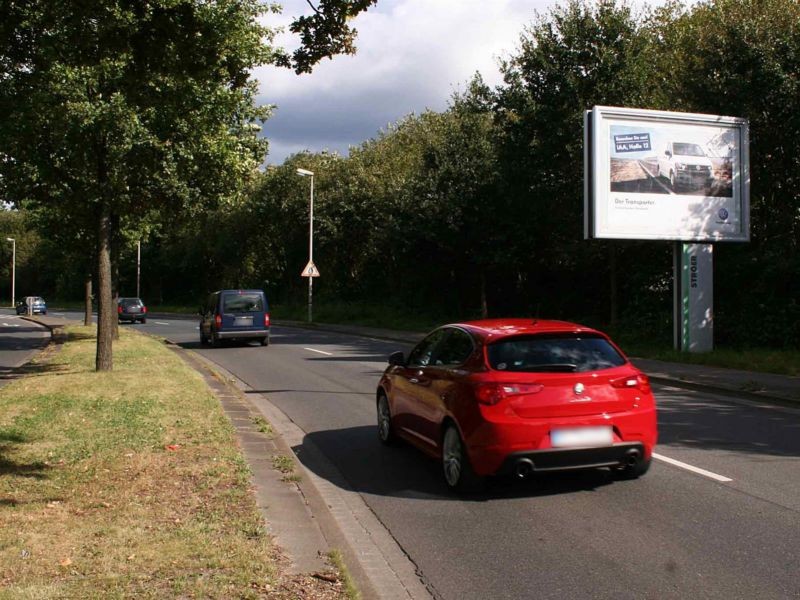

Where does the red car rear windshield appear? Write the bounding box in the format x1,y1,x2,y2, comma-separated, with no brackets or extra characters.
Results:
223,293,263,313
487,334,626,373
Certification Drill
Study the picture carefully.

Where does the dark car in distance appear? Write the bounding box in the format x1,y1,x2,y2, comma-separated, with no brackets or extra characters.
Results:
377,319,657,493
16,296,47,315
117,297,147,324
199,289,270,347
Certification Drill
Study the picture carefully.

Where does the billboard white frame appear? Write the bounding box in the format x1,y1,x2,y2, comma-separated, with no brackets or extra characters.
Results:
584,106,750,242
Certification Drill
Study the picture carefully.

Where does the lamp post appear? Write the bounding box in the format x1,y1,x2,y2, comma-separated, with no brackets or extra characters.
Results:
136,240,141,298
5,238,14,308
296,168,314,322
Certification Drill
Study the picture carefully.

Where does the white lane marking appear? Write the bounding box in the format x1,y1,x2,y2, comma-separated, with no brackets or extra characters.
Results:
304,347,333,356
53,312,65,316
652,452,733,482
155,321,170,325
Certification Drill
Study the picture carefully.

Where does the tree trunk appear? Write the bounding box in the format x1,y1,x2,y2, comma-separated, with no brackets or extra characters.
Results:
96,204,114,371
84,275,92,326
112,214,120,340
480,269,488,319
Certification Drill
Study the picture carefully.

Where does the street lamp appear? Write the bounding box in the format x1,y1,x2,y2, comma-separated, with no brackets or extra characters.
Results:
296,168,314,322
136,240,141,298
5,237,14,308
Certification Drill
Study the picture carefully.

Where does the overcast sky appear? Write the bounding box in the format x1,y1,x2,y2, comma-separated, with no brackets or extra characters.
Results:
254,0,667,165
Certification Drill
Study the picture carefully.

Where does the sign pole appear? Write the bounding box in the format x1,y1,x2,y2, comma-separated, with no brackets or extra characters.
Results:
296,168,319,321
308,174,314,323
10,239,15,308
674,242,714,352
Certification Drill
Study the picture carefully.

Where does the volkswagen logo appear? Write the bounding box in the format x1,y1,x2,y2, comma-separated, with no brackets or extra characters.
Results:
574,383,585,395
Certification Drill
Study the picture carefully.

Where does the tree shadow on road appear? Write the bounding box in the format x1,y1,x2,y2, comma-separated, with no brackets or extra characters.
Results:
656,388,800,458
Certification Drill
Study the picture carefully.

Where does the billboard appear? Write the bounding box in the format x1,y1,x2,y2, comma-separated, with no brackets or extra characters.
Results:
585,106,749,241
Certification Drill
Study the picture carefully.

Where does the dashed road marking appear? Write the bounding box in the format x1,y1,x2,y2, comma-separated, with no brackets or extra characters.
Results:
155,321,170,325
304,347,333,356
652,452,732,482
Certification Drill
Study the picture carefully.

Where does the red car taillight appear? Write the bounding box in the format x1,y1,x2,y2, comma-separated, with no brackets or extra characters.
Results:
117,305,122,314
264,313,270,327
142,305,147,313
474,382,544,406
611,374,651,393
214,314,222,328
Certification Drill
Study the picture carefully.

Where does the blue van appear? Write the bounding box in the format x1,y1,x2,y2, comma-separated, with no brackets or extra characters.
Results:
199,289,270,347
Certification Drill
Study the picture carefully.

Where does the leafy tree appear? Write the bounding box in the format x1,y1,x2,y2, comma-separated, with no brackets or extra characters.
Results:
0,0,377,370
494,0,660,325
649,0,800,346
277,0,378,73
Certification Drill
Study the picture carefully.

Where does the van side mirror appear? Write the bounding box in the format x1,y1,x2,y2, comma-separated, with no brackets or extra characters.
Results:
665,150,672,157
388,351,405,366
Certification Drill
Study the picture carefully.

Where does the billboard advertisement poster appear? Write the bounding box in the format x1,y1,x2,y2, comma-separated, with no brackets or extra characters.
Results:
584,106,749,242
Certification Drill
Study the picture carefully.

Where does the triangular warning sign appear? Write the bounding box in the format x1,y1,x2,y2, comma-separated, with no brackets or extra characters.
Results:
301,260,320,277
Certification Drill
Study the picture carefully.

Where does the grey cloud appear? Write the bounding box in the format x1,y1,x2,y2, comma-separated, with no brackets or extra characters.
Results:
261,81,451,163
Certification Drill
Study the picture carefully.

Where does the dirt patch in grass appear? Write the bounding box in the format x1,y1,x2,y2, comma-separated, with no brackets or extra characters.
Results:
0,325,348,598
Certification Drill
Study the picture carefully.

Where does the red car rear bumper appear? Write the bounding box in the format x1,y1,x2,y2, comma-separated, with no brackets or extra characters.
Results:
463,407,657,476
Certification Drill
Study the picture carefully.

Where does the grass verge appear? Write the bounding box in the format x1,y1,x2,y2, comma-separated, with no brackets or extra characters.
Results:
0,325,346,598
327,550,360,600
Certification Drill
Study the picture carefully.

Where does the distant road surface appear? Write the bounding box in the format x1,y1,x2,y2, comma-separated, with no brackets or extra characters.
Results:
0,311,50,377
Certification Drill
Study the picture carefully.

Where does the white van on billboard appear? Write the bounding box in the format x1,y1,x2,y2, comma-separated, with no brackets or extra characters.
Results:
585,106,749,242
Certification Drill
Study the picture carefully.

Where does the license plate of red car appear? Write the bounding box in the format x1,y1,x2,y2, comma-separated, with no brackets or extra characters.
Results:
551,426,613,448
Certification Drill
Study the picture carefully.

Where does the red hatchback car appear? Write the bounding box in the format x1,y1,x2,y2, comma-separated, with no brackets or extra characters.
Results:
376,319,657,492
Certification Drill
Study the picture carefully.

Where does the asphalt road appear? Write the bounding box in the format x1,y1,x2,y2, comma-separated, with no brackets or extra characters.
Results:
0,312,50,375
44,313,800,598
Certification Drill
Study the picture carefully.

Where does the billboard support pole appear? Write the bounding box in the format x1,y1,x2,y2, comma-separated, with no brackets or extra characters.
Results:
674,242,714,352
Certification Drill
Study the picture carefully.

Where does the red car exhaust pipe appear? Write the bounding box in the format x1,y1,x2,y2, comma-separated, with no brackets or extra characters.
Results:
514,458,535,480
624,449,641,467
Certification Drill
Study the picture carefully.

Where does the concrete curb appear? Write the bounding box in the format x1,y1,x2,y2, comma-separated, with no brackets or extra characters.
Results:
164,345,331,575
19,316,66,343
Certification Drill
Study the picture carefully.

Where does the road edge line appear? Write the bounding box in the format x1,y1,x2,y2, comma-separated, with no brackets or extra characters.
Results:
652,452,733,482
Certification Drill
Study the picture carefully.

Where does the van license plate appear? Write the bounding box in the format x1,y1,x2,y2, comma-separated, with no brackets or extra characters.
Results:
234,316,253,326
551,426,613,448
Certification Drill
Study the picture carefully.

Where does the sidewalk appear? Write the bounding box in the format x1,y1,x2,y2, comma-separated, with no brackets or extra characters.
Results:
631,357,800,404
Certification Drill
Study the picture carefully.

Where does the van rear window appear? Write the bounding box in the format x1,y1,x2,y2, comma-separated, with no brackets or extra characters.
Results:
487,334,626,373
223,293,263,313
